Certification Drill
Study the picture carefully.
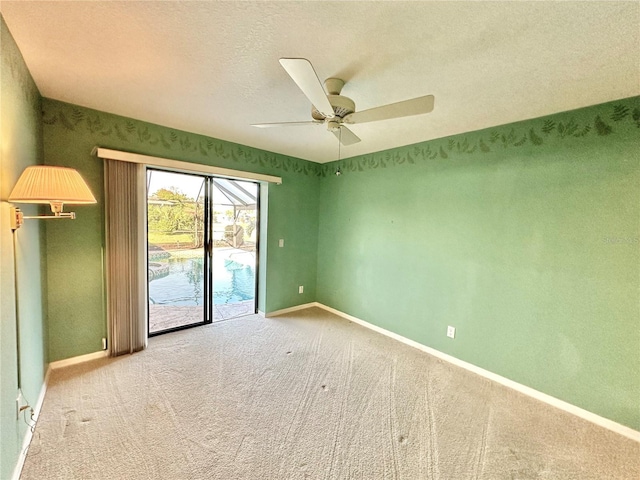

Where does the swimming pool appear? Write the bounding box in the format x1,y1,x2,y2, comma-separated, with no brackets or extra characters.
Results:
149,254,255,306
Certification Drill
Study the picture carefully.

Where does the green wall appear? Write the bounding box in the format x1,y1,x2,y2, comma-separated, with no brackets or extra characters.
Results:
317,97,640,430
42,99,320,362
0,16,47,480
38,95,640,431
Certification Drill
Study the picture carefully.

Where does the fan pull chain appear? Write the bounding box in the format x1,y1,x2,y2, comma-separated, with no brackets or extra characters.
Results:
335,129,343,176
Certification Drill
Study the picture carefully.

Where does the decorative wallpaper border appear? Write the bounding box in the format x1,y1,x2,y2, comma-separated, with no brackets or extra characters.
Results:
319,99,640,177
42,101,322,177
43,97,639,180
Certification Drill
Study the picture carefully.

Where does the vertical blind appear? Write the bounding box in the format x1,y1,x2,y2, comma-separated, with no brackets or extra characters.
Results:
104,159,147,356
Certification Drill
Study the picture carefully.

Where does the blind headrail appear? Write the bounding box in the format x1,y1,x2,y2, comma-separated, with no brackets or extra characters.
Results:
93,147,282,184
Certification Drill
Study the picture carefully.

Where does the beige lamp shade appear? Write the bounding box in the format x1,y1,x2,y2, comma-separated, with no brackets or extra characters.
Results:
9,166,96,205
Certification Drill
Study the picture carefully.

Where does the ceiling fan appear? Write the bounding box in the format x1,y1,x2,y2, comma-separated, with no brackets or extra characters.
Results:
252,58,435,146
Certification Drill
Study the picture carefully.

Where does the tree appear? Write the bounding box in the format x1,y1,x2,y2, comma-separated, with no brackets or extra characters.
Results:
148,188,204,247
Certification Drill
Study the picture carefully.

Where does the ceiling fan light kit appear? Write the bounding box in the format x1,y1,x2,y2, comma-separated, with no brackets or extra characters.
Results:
252,58,435,148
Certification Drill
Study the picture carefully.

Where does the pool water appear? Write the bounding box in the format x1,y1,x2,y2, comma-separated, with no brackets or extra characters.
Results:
149,255,255,306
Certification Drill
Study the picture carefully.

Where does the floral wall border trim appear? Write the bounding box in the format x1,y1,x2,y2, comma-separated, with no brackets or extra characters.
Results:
319,98,640,177
42,100,322,178
42,97,639,179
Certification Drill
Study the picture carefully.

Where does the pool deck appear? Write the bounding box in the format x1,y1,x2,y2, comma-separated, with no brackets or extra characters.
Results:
149,299,256,333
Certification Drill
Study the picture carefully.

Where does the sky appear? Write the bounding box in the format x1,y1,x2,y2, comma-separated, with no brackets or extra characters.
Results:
146,169,257,206
147,170,206,198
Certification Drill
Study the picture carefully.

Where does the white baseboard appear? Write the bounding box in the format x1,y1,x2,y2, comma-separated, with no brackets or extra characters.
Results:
49,350,108,370
11,366,51,480
307,302,640,443
265,302,317,318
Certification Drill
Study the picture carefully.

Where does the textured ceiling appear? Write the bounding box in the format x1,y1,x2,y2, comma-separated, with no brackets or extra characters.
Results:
2,1,638,163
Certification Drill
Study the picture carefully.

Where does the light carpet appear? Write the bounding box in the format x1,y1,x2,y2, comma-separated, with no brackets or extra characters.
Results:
22,307,639,479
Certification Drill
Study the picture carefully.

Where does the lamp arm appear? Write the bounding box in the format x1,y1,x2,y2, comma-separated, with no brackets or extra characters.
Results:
10,207,76,231
23,213,76,220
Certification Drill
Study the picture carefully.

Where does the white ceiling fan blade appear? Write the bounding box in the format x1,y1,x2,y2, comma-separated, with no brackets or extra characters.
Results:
332,126,361,146
343,95,434,124
279,58,335,119
252,121,322,128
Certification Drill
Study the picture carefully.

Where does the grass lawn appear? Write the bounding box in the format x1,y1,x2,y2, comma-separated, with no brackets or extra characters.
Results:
148,232,194,245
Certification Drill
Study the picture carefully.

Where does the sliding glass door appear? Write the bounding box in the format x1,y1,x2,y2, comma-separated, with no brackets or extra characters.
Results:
147,170,210,335
146,169,258,336
211,178,258,320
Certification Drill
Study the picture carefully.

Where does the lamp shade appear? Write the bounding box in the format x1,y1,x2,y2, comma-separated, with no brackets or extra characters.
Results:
9,166,96,204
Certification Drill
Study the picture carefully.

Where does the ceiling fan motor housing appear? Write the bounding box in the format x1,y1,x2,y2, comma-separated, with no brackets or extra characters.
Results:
326,120,342,132
312,93,356,120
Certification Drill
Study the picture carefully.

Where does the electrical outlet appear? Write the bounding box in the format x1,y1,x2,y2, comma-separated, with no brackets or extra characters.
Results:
447,326,456,339
102,337,107,350
298,285,304,294
279,239,284,247
16,391,29,419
